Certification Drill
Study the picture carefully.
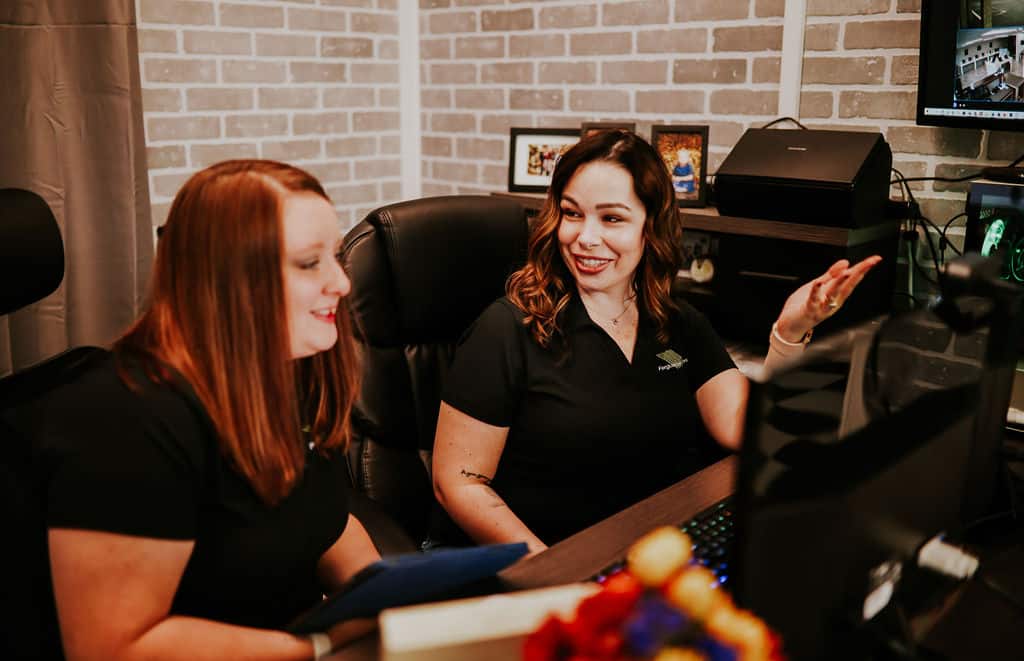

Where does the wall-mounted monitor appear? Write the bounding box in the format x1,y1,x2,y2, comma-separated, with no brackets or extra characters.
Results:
917,0,1024,131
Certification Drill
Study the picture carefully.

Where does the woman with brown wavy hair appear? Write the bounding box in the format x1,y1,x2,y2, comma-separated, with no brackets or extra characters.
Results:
433,131,880,553
43,160,378,660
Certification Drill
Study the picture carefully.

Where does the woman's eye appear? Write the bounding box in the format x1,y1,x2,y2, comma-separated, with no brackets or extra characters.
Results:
335,251,345,264
604,215,623,224
560,208,581,219
299,259,319,270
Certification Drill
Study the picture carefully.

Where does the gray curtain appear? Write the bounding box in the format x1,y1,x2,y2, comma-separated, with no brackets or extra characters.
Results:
0,0,152,375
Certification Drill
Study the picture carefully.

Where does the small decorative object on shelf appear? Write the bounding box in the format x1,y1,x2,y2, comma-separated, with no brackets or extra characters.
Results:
522,527,784,661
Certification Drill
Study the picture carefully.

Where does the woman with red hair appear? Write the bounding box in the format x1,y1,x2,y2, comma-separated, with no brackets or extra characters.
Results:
43,160,377,659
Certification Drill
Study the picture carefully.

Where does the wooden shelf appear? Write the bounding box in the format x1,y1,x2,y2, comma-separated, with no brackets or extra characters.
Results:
491,191,899,248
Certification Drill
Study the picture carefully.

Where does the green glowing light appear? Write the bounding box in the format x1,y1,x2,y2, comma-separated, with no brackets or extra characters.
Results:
982,219,1006,257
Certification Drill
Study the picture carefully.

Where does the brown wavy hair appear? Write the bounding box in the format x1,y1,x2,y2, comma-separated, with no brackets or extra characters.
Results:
115,160,360,505
507,130,683,348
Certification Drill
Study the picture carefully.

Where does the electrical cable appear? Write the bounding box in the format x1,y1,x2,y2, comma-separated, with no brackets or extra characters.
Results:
941,212,967,258
891,167,908,204
917,216,945,281
1009,152,1024,168
760,116,808,130
888,171,945,284
893,173,984,184
919,216,953,266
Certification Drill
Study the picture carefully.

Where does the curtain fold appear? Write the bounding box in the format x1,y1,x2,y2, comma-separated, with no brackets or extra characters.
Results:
0,0,152,375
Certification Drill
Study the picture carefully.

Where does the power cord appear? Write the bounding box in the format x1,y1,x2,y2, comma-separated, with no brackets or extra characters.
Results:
940,212,967,259
760,116,808,130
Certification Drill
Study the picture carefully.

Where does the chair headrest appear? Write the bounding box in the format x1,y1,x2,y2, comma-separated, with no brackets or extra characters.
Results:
0,189,64,316
343,195,529,346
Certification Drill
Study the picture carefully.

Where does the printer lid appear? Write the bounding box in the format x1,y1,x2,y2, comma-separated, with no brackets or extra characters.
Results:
716,129,887,186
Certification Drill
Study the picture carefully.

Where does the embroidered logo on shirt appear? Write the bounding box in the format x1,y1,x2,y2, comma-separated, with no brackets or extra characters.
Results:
656,349,687,371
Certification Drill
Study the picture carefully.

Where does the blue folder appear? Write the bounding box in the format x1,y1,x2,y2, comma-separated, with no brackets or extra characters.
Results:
287,542,528,634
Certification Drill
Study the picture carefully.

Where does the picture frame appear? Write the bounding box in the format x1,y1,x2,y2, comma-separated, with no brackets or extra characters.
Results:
580,121,636,139
650,124,709,208
508,127,580,193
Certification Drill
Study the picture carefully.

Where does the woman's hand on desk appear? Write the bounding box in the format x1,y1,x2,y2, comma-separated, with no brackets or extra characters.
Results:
774,255,882,343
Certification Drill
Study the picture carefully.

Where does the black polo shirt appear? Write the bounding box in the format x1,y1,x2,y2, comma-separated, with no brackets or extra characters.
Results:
40,354,351,630
443,294,735,545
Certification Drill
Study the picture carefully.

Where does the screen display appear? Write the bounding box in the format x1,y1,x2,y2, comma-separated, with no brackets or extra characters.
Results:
965,180,1024,282
918,1,1024,131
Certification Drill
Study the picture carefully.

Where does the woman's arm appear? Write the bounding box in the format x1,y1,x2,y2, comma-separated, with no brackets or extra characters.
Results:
49,529,320,661
694,368,749,452
765,256,883,375
432,401,547,555
315,514,382,651
773,256,882,344
316,514,381,592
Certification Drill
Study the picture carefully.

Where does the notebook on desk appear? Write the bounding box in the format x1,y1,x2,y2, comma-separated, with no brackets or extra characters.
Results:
287,542,528,634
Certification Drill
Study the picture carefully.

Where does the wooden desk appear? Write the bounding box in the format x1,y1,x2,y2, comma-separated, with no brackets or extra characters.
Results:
328,457,736,659
499,456,736,590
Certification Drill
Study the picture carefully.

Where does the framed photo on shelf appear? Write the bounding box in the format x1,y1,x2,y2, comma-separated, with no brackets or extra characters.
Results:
650,125,709,208
580,121,636,139
508,127,580,193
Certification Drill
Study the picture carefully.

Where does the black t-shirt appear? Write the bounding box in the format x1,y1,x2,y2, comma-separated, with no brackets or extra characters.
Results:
443,294,735,545
40,354,350,629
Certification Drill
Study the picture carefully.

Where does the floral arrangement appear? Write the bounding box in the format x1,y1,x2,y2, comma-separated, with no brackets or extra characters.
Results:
523,527,785,661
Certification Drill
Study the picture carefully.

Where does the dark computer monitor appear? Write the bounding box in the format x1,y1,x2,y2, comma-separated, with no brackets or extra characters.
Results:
730,294,1015,659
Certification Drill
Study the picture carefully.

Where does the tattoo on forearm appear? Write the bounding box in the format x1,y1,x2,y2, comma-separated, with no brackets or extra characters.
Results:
460,469,493,485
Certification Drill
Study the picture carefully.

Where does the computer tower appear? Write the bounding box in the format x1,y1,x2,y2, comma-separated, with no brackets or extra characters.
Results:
714,129,893,228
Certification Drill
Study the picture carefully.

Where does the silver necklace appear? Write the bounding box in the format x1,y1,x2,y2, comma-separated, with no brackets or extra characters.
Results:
609,294,636,326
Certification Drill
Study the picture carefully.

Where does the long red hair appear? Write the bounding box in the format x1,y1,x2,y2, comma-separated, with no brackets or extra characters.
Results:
116,160,359,505
508,130,683,348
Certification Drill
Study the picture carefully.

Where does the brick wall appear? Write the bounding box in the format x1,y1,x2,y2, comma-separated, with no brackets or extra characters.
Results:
134,0,1024,290
135,0,402,231
419,0,780,196
416,0,1024,269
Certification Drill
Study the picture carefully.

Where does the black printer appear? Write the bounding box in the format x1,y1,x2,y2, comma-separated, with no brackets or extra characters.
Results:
714,128,893,228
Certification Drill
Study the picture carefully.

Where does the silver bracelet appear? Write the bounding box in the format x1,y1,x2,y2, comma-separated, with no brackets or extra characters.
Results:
771,321,812,348
308,632,332,660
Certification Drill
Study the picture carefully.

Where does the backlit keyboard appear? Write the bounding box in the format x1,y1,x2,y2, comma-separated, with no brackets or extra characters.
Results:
680,497,735,587
593,497,735,587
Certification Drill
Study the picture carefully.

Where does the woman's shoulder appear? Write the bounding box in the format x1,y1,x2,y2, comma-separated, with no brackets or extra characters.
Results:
664,298,720,339
470,296,528,330
42,352,215,456
667,297,707,325
456,296,528,354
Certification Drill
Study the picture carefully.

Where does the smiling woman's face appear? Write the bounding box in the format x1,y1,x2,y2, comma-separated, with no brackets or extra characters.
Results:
557,160,647,300
281,192,350,360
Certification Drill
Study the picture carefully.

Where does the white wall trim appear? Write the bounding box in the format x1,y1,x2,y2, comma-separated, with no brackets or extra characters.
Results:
779,0,807,119
399,0,422,200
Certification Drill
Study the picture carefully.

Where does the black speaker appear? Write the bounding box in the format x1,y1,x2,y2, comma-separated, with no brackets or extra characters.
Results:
714,129,892,228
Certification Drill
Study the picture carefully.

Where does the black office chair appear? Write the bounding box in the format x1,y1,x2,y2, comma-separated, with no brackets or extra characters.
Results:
341,195,530,550
0,188,107,660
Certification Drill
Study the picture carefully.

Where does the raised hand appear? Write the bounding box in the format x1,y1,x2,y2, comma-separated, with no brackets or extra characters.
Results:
774,255,883,343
